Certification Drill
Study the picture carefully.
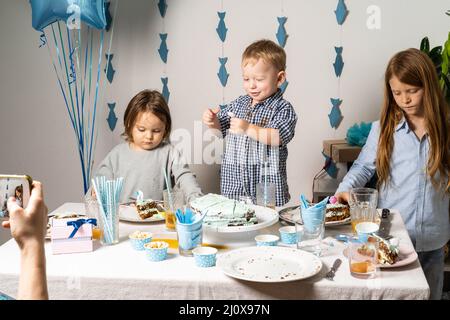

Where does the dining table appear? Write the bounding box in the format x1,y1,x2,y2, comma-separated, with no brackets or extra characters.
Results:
0,202,430,300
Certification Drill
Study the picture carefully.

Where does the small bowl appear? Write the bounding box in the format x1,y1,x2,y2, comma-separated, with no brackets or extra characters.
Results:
192,246,218,268
255,234,279,246
128,231,153,251
279,226,298,244
144,241,169,261
355,222,379,242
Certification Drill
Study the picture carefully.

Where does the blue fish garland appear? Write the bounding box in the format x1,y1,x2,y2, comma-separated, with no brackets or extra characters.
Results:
158,33,169,64
216,12,228,42
220,104,227,110
104,53,115,83
276,16,288,48
68,46,77,85
279,80,289,94
322,152,338,179
217,57,229,87
39,32,46,48
158,0,168,18
335,0,349,25
105,1,112,31
107,102,117,131
333,46,344,77
161,77,170,102
328,98,343,129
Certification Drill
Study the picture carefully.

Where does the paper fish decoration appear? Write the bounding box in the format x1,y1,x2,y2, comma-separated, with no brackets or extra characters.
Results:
106,102,117,131
68,46,77,85
216,12,228,42
39,32,46,48
220,104,227,110
322,152,338,179
161,77,170,103
104,53,115,83
276,16,288,48
158,0,168,18
335,0,349,25
279,80,289,94
105,1,113,31
158,33,169,64
217,57,229,87
333,46,344,77
328,98,343,129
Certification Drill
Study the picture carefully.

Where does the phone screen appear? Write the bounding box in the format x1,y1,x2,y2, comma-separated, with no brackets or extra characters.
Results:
0,176,31,218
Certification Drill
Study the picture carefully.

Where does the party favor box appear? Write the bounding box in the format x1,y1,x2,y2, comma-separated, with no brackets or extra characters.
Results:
51,217,94,255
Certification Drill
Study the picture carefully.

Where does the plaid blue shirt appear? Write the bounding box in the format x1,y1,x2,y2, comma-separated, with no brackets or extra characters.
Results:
217,89,298,206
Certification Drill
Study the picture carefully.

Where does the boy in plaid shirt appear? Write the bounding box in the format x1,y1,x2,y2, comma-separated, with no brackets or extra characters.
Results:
203,39,297,206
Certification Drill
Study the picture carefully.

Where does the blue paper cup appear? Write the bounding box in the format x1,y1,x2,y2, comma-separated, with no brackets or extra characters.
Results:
279,226,298,244
144,241,169,261
255,234,279,246
176,220,203,256
355,222,379,242
192,246,218,268
128,231,153,251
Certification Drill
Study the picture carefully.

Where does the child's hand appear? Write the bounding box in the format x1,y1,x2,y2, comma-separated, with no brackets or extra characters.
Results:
202,108,219,127
334,192,349,204
229,117,250,135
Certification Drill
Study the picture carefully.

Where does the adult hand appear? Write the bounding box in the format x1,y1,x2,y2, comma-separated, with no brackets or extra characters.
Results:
334,192,349,204
2,181,48,248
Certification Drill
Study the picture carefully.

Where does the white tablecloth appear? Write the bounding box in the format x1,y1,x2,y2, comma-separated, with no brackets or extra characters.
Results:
0,203,429,300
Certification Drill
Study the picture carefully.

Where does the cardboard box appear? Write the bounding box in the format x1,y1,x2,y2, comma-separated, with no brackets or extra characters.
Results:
51,217,93,255
323,139,361,163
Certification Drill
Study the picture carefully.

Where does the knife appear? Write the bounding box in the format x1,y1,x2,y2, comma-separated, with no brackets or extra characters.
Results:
377,208,391,239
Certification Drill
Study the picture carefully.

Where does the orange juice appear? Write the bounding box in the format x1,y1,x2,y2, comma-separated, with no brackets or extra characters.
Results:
92,227,102,240
164,210,176,231
351,220,360,233
350,261,376,274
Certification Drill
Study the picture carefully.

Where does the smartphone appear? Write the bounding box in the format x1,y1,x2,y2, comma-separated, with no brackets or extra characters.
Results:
0,174,33,218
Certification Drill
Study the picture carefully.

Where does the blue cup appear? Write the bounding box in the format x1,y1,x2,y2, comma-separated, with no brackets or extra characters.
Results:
355,222,379,242
128,231,152,251
255,234,279,246
176,219,203,256
193,246,218,267
279,226,298,244
144,241,169,261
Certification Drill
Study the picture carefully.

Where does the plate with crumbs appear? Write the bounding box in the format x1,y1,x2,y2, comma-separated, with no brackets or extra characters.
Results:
279,205,351,226
217,246,322,282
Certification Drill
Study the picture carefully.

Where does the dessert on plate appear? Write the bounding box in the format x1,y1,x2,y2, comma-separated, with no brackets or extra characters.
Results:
135,199,160,219
358,234,400,265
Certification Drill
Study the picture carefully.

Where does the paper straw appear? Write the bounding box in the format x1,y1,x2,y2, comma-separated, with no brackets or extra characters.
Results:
91,178,113,243
162,167,174,211
264,161,268,206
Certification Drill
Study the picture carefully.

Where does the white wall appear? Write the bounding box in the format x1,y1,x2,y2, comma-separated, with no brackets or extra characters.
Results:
0,0,449,211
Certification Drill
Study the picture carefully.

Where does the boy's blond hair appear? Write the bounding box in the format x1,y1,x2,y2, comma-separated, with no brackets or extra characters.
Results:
242,39,286,72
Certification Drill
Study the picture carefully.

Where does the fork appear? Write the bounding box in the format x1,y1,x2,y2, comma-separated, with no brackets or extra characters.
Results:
325,258,342,280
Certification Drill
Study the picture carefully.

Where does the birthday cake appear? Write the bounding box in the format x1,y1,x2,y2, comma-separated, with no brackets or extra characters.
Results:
136,199,159,219
325,203,350,222
190,193,258,227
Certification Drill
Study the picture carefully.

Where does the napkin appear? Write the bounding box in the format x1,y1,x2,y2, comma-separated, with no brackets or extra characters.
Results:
299,194,329,229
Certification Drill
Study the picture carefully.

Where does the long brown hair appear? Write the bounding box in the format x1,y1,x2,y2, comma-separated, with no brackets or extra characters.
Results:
122,89,172,143
377,48,450,193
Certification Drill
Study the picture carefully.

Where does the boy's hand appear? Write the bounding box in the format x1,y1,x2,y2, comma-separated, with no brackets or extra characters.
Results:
229,117,250,135
202,108,220,127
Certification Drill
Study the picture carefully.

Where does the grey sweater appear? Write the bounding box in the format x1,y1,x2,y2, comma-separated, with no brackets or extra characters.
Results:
92,142,203,204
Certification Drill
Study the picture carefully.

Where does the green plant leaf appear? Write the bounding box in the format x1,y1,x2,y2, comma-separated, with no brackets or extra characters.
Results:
420,37,430,53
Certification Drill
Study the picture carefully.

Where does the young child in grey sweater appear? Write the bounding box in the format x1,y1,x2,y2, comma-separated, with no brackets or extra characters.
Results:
93,89,202,204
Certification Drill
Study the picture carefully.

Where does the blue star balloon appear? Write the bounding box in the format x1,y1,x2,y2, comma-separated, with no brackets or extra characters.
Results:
216,12,228,42
104,53,115,83
161,77,170,103
276,16,288,48
279,80,289,94
158,33,169,64
335,0,349,25
158,0,168,18
333,46,344,77
107,102,117,131
30,0,107,31
328,98,343,129
217,57,229,87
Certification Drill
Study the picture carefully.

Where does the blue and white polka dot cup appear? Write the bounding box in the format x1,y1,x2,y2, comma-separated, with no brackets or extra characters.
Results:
129,231,153,251
255,234,279,246
192,246,218,268
144,241,169,262
279,226,298,244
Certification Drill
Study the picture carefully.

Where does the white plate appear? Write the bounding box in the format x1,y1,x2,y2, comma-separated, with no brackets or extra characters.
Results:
119,204,164,223
279,206,351,226
217,246,323,282
203,204,279,233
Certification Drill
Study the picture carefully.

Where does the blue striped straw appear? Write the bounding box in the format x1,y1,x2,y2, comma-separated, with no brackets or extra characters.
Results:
162,167,174,211
91,178,113,243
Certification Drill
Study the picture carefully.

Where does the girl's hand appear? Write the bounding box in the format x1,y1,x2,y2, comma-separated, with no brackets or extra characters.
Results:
334,192,350,204
2,181,48,249
202,108,219,127
229,117,250,135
